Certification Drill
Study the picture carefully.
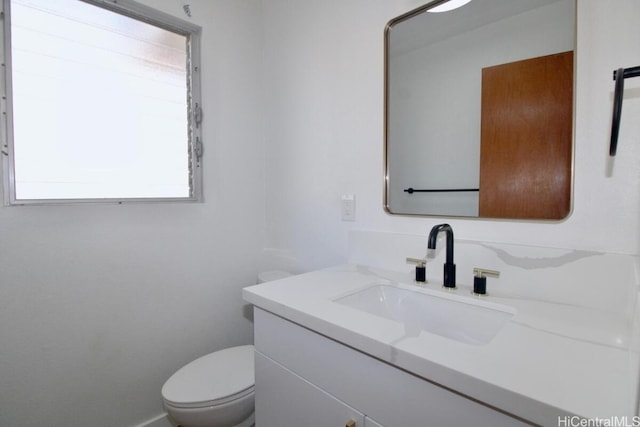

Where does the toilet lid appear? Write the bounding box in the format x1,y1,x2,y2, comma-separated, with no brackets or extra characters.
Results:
162,345,254,407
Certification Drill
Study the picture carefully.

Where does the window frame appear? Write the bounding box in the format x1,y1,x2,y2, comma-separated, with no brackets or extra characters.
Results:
0,0,204,205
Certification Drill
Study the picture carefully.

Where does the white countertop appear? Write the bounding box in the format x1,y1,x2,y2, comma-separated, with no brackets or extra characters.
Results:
243,264,640,426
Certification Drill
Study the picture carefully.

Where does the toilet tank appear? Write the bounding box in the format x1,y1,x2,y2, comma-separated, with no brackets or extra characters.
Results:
257,270,292,284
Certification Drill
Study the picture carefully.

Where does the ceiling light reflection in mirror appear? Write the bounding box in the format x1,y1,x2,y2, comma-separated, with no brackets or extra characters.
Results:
428,0,473,13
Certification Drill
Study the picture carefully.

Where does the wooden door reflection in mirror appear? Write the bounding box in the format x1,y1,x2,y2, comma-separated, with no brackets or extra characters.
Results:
479,51,573,219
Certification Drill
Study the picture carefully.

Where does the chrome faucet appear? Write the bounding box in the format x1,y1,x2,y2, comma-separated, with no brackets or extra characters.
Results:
428,224,456,288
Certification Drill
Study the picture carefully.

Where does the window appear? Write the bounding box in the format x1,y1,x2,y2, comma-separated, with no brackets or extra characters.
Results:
0,0,203,204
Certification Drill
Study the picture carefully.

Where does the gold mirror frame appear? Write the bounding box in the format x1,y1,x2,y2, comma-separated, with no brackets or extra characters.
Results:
383,0,576,220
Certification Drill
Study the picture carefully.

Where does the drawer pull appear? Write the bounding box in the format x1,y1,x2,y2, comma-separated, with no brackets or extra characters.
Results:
346,420,356,427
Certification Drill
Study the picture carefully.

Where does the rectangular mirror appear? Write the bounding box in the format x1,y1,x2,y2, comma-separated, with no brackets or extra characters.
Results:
384,0,575,220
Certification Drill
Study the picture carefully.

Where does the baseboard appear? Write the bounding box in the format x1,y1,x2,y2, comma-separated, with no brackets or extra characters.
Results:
132,413,173,427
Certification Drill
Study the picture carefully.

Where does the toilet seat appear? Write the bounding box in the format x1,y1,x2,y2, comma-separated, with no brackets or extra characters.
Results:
162,345,255,409
164,385,255,409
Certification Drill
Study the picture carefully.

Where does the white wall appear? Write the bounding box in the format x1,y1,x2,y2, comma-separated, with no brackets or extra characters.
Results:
263,0,640,274
0,1,264,426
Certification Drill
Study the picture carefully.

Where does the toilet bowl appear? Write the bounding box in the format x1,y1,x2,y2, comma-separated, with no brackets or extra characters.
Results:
162,272,290,426
162,345,255,427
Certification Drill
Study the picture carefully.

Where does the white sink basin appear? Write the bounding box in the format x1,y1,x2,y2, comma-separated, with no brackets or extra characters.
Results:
334,285,515,345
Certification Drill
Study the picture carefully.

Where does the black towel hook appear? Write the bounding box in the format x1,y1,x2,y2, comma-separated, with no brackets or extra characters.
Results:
610,66,640,156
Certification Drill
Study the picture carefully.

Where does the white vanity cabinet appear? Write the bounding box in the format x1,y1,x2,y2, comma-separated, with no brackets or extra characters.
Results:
253,307,530,427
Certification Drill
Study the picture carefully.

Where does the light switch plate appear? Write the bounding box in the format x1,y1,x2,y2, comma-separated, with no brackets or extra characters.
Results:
341,194,356,221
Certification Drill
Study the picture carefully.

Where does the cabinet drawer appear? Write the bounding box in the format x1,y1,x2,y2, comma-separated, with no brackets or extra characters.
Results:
256,351,365,427
365,416,385,427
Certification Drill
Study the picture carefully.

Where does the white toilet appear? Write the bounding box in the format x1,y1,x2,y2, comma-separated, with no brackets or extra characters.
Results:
162,345,255,427
161,270,292,427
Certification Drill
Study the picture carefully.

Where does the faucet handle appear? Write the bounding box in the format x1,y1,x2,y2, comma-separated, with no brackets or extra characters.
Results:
406,257,427,283
473,268,500,278
472,268,500,295
406,257,426,267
